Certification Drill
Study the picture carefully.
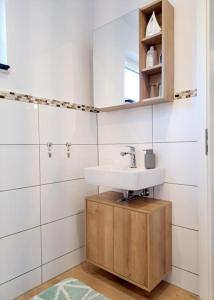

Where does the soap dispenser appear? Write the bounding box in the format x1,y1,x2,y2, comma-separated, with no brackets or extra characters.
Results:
144,149,155,169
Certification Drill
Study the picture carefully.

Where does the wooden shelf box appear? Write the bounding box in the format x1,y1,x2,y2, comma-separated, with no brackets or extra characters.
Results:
140,0,174,103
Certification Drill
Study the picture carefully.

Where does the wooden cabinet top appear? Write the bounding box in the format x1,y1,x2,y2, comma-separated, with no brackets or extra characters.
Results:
86,191,171,214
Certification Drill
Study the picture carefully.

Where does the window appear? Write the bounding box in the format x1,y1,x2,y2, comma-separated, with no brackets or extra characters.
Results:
0,0,9,69
124,58,139,103
124,67,139,102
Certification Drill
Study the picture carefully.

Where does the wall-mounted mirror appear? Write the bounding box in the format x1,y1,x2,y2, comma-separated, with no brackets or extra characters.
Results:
93,10,139,109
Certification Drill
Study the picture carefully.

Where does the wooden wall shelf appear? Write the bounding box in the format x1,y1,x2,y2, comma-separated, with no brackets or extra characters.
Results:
141,32,162,45
140,0,174,104
141,64,162,75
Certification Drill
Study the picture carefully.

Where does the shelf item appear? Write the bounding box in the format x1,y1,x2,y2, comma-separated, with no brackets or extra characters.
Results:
86,192,172,292
145,11,161,37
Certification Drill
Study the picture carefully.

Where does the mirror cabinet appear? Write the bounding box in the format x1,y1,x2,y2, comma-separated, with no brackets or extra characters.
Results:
93,0,174,111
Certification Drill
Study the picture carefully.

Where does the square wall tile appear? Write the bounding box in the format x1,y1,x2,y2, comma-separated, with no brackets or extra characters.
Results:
42,213,85,264
153,98,200,142
154,184,198,230
172,0,197,91
42,248,85,282
0,268,41,300
0,100,39,145
0,187,40,238
98,106,152,144
40,145,98,184
0,228,41,284
98,144,152,169
39,105,97,144
153,142,199,186
172,226,198,275
0,145,40,191
41,180,97,224
166,266,198,295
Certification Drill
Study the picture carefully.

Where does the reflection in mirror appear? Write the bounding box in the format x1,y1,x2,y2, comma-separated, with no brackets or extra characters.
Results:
93,10,139,109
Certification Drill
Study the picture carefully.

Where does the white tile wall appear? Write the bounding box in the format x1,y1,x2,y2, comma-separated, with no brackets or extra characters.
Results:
42,213,85,264
41,180,97,224
0,146,40,191
42,247,85,281
0,187,40,237
98,106,152,144
154,142,199,186
172,226,199,275
0,100,39,145
39,106,97,144
0,268,41,300
0,99,98,299
153,98,200,142
40,145,98,184
0,228,41,284
154,184,198,230
98,109,200,294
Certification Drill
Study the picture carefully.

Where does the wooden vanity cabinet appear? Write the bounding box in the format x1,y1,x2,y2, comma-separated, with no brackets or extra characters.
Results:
86,192,172,292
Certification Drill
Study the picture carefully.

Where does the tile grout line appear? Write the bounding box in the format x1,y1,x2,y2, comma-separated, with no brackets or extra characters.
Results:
152,105,155,198
0,178,85,193
171,224,199,232
96,113,100,194
172,265,199,276
0,211,199,241
98,141,198,145
42,246,85,266
0,212,85,240
37,104,43,284
0,266,42,288
0,245,198,289
0,180,198,194
0,246,85,287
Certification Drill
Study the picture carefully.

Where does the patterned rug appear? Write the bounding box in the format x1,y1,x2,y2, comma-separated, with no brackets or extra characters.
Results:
31,278,110,300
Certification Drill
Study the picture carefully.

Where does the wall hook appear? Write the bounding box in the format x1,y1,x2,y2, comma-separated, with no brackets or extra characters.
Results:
66,142,72,158
47,142,53,158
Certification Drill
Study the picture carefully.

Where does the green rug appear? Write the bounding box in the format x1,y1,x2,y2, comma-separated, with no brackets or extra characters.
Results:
31,278,110,300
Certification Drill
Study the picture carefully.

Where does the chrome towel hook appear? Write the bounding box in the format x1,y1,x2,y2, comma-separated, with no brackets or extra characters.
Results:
47,142,53,158
66,142,72,158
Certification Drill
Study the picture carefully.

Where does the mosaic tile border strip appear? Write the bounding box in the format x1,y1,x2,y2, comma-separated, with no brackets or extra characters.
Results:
0,90,100,113
174,89,197,100
0,89,197,112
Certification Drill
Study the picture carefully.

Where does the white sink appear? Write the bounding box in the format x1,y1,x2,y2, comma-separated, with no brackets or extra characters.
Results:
84,166,165,191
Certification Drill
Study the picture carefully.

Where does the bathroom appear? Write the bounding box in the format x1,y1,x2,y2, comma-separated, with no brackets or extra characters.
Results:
0,0,213,299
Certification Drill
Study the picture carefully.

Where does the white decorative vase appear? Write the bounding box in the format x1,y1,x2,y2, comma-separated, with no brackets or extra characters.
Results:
146,11,161,37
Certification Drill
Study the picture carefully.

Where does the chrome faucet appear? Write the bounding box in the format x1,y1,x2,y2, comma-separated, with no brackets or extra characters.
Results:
120,146,137,168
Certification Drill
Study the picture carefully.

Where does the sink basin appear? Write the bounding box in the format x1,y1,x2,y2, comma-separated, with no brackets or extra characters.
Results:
84,166,165,191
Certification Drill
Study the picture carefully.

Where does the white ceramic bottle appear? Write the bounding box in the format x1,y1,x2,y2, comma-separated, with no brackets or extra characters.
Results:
146,46,158,68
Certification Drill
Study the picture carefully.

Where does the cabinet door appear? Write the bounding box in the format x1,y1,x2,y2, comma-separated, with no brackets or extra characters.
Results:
86,201,114,270
114,207,148,286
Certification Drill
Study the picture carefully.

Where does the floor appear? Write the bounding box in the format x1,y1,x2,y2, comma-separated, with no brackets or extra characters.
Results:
17,262,199,300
